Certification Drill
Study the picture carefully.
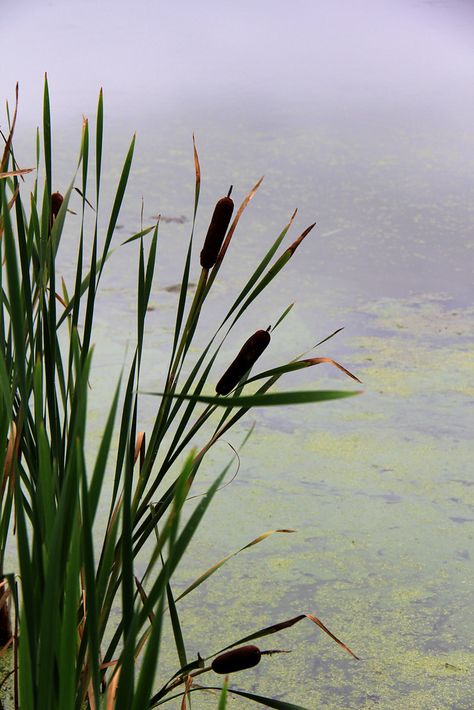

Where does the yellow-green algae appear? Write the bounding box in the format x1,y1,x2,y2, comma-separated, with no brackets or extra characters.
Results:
4,295,472,708
80,296,474,707
62,293,471,708
156,296,474,708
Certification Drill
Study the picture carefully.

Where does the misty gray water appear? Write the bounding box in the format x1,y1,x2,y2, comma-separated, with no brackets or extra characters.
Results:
2,0,474,707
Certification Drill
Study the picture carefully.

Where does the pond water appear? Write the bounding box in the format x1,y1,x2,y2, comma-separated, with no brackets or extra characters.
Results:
3,0,474,707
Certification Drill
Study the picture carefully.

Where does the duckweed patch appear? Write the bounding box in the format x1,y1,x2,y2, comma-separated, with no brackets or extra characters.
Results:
162,296,474,706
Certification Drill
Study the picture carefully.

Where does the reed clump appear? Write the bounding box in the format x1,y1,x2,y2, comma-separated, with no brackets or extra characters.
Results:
0,78,361,709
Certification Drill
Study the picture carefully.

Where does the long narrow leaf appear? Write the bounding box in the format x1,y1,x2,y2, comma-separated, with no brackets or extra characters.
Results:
217,677,229,710
201,687,309,710
43,74,52,195
121,224,156,246
152,686,308,710
144,390,360,408
213,613,359,660
244,357,362,386
98,133,135,281
0,168,34,179
220,209,297,328
175,530,295,602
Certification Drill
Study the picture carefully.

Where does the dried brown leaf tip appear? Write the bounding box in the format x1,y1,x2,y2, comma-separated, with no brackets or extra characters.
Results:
303,357,362,383
288,222,316,255
200,187,234,269
51,191,64,220
211,645,261,674
216,329,271,395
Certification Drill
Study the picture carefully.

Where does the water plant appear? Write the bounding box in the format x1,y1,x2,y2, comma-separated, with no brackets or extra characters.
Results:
0,77,361,709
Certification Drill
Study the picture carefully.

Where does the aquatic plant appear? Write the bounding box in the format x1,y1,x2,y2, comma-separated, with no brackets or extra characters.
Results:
0,77,360,709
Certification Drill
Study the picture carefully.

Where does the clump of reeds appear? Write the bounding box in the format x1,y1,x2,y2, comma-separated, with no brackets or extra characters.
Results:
0,77,361,709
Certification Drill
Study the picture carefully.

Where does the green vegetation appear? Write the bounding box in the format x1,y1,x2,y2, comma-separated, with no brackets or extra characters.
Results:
0,77,360,708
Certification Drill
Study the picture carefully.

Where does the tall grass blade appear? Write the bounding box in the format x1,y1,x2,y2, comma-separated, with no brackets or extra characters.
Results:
169,137,201,366
80,445,101,708
130,595,165,710
166,582,187,668
217,677,229,710
0,169,33,179
98,134,135,281
193,687,309,710
271,303,294,332
89,380,120,521
227,223,315,328
145,390,360,408
0,84,19,173
43,74,52,196
96,88,103,201
244,357,361,386
2,188,26,400
221,209,297,328
176,530,295,602
120,224,155,246
58,530,81,710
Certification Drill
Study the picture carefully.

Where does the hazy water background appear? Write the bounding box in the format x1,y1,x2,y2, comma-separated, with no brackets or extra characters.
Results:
3,1,474,707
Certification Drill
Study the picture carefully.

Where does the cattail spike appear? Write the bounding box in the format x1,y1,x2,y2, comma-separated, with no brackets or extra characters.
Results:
200,192,235,269
216,329,271,395
211,645,261,674
51,191,63,219
49,191,64,233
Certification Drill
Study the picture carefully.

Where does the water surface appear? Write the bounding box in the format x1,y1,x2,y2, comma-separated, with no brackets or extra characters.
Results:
2,1,474,707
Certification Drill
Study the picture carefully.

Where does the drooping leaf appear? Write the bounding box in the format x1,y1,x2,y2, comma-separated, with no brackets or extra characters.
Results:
212,612,359,660
0,168,33,179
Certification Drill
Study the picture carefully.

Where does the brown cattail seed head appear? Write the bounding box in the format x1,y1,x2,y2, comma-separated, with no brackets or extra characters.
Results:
211,645,261,674
51,191,64,220
216,329,271,395
200,194,234,269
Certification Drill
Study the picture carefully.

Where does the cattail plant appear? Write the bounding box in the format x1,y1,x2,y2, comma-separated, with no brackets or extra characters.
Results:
216,328,271,395
200,186,234,268
211,645,263,674
51,190,63,219
211,645,289,675
48,190,63,233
